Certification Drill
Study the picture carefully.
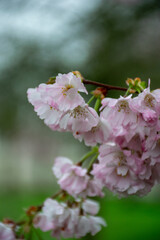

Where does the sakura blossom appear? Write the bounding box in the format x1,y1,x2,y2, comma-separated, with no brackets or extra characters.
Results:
59,104,99,133
100,95,140,141
52,156,104,197
92,142,155,197
130,86,160,126
27,84,63,126
0,222,15,240
82,199,100,215
34,198,106,239
53,157,89,196
4,73,159,239
47,72,88,111
27,72,88,128
74,118,110,146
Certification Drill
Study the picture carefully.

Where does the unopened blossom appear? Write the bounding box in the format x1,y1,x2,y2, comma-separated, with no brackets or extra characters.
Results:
34,198,106,239
47,72,88,111
0,222,15,240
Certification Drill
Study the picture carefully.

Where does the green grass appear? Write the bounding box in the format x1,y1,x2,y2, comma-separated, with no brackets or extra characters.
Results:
0,191,160,240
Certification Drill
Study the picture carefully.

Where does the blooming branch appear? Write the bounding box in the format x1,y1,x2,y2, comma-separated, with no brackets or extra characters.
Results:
1,72,160,240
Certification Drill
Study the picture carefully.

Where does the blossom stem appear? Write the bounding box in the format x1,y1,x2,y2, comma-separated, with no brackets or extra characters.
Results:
94,97,101,113
51,190,63,199
124,86,132,97
83,78,127,91
32,227,44,240
87,95,96,105
77,150,97,166
137,83,145,91
87,153,99,173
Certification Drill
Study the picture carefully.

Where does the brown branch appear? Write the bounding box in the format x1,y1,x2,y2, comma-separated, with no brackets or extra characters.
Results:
82,78,127,92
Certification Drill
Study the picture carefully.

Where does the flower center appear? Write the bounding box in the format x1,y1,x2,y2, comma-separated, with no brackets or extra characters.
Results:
116,100,130,113
144,94,155,109
62,84,74,96
117,152,126,166
70,106,87,119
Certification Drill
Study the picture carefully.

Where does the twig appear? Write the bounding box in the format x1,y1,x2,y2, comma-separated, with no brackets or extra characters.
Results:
82,78,127,92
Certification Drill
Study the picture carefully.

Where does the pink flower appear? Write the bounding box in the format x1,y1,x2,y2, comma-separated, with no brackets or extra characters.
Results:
92,142,153,197
52,157,89,196
141,127,158,152
52,157,73,179
83,178,104,197
27,72,88,129
58,165,89,196
141,137,160,184
52,157,104,197
27,84,63,125
100,95,140,141
47,72,88,111
0,222,15,240
59,105,99,133
130,87,160,126
34,199,69,232
75,215,106,238
89,216,107,236
34,198,106,239
82,199,100,215
74,118,110,146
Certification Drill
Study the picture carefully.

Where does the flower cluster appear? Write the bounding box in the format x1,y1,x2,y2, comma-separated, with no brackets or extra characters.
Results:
92,86,160,197
34,198,106,239
27,72,109,146
28,73,160,199
27,72,99,136
8,72,158,240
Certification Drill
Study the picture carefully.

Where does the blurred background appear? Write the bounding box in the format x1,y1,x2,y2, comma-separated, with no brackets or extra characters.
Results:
0,0,160,239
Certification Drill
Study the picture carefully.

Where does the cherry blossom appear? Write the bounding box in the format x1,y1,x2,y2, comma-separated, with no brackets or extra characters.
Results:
74,118,110,146
100,95,140,141
52,157,103,197
59,105,99,133
34,198,106,239
27,84,63,125
47,72,88,111
24,74,160,238
92,142,154,197
0,222,15,240
130,87,160,126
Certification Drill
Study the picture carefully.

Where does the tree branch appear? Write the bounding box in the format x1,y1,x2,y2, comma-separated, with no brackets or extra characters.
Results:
82,78,127,91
